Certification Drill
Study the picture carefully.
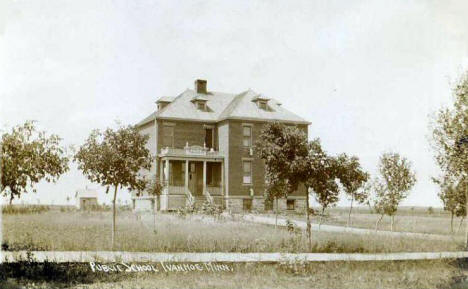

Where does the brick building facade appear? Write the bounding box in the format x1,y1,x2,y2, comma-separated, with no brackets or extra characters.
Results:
132,79,310,213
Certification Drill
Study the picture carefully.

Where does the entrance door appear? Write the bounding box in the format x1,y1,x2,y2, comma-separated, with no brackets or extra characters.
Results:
188,162,197,194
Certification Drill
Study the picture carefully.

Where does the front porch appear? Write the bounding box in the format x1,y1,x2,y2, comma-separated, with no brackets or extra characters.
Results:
159,147,224,210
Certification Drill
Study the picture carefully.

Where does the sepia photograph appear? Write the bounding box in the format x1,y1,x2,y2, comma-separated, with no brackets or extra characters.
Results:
1,0,467,288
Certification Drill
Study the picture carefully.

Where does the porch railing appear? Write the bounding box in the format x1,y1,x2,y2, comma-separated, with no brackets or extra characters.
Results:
186,189,195,207
206,186,222,196
167,185,185,195
205,190,214,205
160,145,224,158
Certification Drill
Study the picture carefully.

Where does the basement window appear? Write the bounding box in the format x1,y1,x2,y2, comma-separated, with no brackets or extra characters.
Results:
243,199,252,211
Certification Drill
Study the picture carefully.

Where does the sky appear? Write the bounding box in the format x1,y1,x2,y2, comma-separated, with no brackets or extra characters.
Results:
0,0,467,207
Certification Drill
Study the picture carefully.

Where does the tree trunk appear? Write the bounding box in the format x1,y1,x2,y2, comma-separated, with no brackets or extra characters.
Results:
347,196,354,228
465,188,468,249
275,197,278,230
9,194,14,205
390,215,394,232
318,207,325,230
375,214,384,231
450,212,454,234
153,199,156,232
112,185,118,250
458,217,465,234
306,191,311,251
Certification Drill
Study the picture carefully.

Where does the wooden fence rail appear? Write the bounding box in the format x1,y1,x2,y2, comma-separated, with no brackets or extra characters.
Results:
2,251,468,263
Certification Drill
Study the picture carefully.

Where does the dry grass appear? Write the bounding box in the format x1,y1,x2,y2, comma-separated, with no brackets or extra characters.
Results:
1,260,462,289
2,210,462,253
66,261,463,289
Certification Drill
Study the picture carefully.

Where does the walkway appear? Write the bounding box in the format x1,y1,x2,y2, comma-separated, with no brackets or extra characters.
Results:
240,214,453,241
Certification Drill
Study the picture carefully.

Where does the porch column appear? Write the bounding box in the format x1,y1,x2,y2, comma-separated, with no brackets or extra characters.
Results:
203,160,207,195
185,160,189,193
221,161,224,196
165,159,169,185
160,159,164,183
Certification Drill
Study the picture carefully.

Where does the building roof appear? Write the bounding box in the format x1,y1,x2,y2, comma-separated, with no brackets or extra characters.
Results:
137,86,310,126
75,188,98,199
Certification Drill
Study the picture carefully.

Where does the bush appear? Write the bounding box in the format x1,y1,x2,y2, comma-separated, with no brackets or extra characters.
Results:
199,201,223,218
176,203,196,218
1,205,50,215
428,207,434,215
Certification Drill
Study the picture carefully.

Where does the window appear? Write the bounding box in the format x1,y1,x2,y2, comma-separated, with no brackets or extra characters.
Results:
196,101,206,111
243,199,252,211
242,160,252,184
264,199,273,211
258,101,267,110
162,125,174,148
243,125,252,147
287,199,295,210
205,128,214,149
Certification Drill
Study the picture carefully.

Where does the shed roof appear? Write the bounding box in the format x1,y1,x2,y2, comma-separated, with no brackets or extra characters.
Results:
75,189,98,199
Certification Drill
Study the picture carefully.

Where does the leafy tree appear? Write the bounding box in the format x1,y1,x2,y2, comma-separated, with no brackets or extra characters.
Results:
146,177,163,232
74,125,152,248
431,72,468,244
372,152,416,231
336,154,370,227
306,139,343,230
256,123,310,241
434,175,466,233
1,121,69,204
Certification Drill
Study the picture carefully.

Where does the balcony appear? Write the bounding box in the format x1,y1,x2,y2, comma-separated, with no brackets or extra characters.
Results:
159,144,224,159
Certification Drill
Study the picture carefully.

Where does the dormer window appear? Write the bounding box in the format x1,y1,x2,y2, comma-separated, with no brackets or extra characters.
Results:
196,101,206,111
156,96,174,111
191,95,209,111
258,100,267,110
252,94,271,111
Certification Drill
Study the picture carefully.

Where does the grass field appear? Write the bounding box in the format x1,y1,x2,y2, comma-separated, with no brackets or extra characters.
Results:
3,205,468,289
2,208,463,253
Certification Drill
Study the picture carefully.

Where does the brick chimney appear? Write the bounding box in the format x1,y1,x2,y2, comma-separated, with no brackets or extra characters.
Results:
194,79,207,94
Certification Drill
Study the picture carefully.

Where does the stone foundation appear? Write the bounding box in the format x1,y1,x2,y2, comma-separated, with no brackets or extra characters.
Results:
226,196,306,213
134,195,307,213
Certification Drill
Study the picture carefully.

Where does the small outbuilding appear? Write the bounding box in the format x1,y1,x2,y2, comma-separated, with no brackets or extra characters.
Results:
75,187,98,209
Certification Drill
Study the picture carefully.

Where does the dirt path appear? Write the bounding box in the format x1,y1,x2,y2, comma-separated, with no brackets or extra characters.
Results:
240,214,454,241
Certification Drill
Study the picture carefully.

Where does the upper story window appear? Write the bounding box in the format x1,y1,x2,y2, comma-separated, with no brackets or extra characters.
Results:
162,125,174,148
243,125,252,147
242,160,252,184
